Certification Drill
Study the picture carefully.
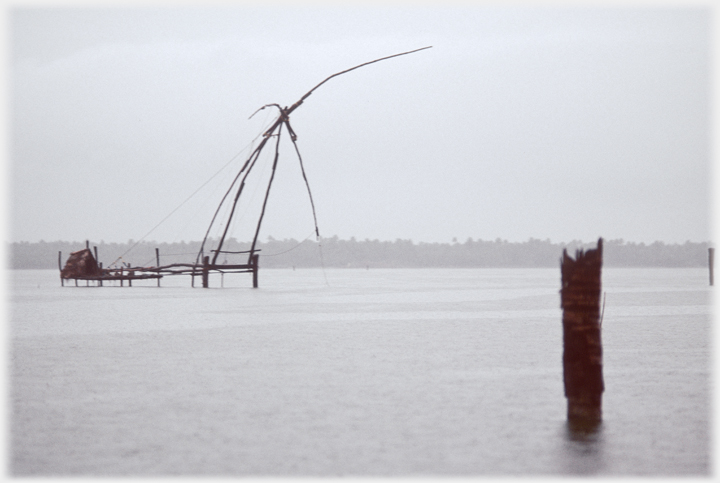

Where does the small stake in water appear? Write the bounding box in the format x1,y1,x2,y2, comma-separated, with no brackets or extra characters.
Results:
560,238,604,429
709,247,714,286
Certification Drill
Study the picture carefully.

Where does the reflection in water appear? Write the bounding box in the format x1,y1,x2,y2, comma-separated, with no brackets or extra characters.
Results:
567,417,602,438
561,419,606,474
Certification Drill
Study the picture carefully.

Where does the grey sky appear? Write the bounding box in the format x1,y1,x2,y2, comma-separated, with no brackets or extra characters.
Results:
9,5,711,245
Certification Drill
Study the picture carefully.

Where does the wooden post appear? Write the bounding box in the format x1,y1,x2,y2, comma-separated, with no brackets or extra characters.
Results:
120,268,124,287
561,238,604,428
58,251,63,286
709,248,714,286
156,248,161,287
202,256,210,288
252,254,259,288
98,263,103,287
93,245,99,288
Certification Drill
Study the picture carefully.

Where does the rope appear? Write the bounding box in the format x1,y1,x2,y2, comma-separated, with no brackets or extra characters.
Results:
109,143,257,267
317,236,330,286
261,231,316,257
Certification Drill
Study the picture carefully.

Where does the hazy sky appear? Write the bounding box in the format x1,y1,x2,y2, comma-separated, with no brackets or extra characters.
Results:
8,5,711,245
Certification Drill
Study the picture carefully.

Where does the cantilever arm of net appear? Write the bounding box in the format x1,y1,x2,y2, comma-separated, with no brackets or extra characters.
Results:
285,46,432,115
258,46,433,139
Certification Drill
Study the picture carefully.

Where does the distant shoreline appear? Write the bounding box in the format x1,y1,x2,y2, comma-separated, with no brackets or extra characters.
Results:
8,237,712,270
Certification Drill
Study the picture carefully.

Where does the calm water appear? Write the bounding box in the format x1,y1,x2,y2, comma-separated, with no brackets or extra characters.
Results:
9,268,711,476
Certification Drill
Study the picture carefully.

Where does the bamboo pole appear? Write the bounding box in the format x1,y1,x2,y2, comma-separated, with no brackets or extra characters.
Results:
248,124,283,260
206,139,268,266
252,254,259,288
287,121,320,239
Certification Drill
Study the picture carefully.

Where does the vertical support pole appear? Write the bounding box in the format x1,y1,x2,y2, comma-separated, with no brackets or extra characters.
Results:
121,268,124,287
58,251,64,286
252,254,259,288
202,256,210,288
93,245,99,287
156,248,161,287
85,239,91,286
561,238,604,429
709,247,714,286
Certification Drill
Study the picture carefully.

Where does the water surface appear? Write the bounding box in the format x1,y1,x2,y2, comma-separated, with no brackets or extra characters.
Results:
10,268,711,475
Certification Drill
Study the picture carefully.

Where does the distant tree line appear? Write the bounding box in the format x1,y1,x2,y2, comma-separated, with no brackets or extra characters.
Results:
7,237,712,270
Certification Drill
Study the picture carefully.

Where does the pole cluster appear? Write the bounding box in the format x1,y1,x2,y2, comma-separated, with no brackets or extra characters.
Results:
194,47,432,287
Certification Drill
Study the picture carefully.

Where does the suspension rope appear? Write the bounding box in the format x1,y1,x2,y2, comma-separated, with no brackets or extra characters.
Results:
317,235,330,286
261,231,316,257
108,140,260,267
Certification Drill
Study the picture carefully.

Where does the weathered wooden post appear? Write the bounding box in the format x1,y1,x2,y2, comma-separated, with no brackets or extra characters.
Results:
252,254,259,288
58,251,63,286
709,247,714,286
120,268,124,287
561,237,604,428
98,263,103,287
202,256,210,288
